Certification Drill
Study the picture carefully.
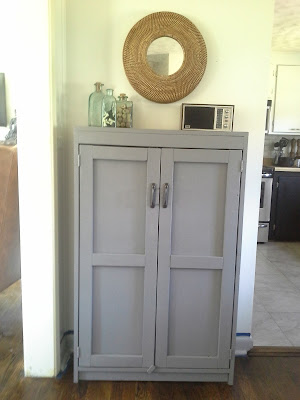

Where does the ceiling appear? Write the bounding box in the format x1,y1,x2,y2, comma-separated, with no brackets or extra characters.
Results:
272,0,300,51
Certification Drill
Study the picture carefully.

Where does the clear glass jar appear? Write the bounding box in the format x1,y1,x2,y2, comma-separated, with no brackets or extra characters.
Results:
88,82,104,126
116,93,133,128
102,89,116,127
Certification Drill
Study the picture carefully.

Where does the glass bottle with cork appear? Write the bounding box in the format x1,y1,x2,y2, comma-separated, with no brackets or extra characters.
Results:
102,89,116,127
88,82,104,126
116,93,133,128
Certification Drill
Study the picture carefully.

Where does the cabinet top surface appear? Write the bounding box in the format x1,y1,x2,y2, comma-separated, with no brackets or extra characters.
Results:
74,127,248,151
75,127,248,138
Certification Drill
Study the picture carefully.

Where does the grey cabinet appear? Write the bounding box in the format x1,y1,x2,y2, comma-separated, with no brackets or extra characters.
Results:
74,128,247,384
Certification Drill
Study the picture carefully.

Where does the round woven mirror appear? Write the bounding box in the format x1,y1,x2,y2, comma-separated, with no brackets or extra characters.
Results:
123,12,207,104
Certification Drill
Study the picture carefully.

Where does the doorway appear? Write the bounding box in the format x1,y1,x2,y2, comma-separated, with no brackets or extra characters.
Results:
253,242,300,346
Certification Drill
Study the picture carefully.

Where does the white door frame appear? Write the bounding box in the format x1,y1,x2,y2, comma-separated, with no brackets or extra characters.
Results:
17,0,61,377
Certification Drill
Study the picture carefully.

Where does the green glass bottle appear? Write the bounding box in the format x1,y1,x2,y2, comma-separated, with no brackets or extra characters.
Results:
116,93,133,128
88,82,104,126
102,89,116,127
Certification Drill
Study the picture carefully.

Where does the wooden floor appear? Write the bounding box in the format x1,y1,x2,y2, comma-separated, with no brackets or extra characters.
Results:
1,281,300,400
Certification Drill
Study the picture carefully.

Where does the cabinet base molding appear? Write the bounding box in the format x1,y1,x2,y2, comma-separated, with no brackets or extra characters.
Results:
78,370,231,383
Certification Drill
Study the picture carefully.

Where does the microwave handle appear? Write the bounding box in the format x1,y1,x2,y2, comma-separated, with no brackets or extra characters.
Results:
265,104,271,134
260,181,265,208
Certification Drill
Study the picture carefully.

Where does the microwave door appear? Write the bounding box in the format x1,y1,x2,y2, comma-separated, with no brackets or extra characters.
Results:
199,107,215,129
183,106,214,130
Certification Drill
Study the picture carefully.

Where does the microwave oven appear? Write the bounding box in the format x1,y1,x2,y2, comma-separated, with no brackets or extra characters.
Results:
181,104,234,131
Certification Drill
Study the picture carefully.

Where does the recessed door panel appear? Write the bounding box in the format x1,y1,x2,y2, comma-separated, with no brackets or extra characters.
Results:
92,266,144,355
93,159,146,254
168,268,221,357
172,162,227,257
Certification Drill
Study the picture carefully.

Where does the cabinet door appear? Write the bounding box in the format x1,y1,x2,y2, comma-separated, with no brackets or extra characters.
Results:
273,174,300,241
273,65,300,134
78,145,161,368
155,149,242,369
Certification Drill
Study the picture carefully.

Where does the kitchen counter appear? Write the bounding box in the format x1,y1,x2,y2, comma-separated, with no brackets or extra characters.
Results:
273,166,300,172
263,158,300,172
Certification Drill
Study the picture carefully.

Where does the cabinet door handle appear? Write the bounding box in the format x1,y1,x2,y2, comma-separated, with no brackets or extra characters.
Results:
258,223,268,228
162,183,169,208
150,183,156,208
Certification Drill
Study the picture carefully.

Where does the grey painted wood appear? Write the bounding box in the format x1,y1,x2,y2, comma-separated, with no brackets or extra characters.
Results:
78,145,161,369
78,371,229,382
217,150,242,369
170,255,223,269
78,366,230,374
90,355,143,368
92,266,144,355
167,269,222,357
78,145,94,367
229,136,248,384
171,154,228,257
155,148,174,368
93,148,147,254
74,127,247,151
142,148,161,367
173,148,229,163
74,129,248,383
92,253,145,267
155,149,242,370
73,142,81,382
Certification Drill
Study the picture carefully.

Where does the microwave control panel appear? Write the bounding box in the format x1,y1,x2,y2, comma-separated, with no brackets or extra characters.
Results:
181,104,234,131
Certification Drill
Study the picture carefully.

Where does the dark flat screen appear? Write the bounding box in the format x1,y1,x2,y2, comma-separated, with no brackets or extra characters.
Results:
184,106,214,129
0,73,7,127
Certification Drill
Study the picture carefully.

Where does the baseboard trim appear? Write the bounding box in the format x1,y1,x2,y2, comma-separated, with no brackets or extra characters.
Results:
235,335,253,356
248,346,300,357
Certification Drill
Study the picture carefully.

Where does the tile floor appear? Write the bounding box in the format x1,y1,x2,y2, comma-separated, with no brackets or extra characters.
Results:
253,241,300,346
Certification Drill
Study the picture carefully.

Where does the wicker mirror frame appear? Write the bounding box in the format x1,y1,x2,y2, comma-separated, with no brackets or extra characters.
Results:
123,12,207,104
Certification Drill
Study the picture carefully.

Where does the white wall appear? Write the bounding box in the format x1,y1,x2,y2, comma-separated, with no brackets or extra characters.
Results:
50,0,67,366
15,0,59,377
64,0,274,337
271,51,300,75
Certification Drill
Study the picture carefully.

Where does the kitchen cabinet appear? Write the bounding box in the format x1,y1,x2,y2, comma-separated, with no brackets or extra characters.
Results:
272,65,300,134
73,128,248,384
269,171,300,241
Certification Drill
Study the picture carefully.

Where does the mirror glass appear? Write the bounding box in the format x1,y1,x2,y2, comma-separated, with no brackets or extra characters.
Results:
147,37,184,76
